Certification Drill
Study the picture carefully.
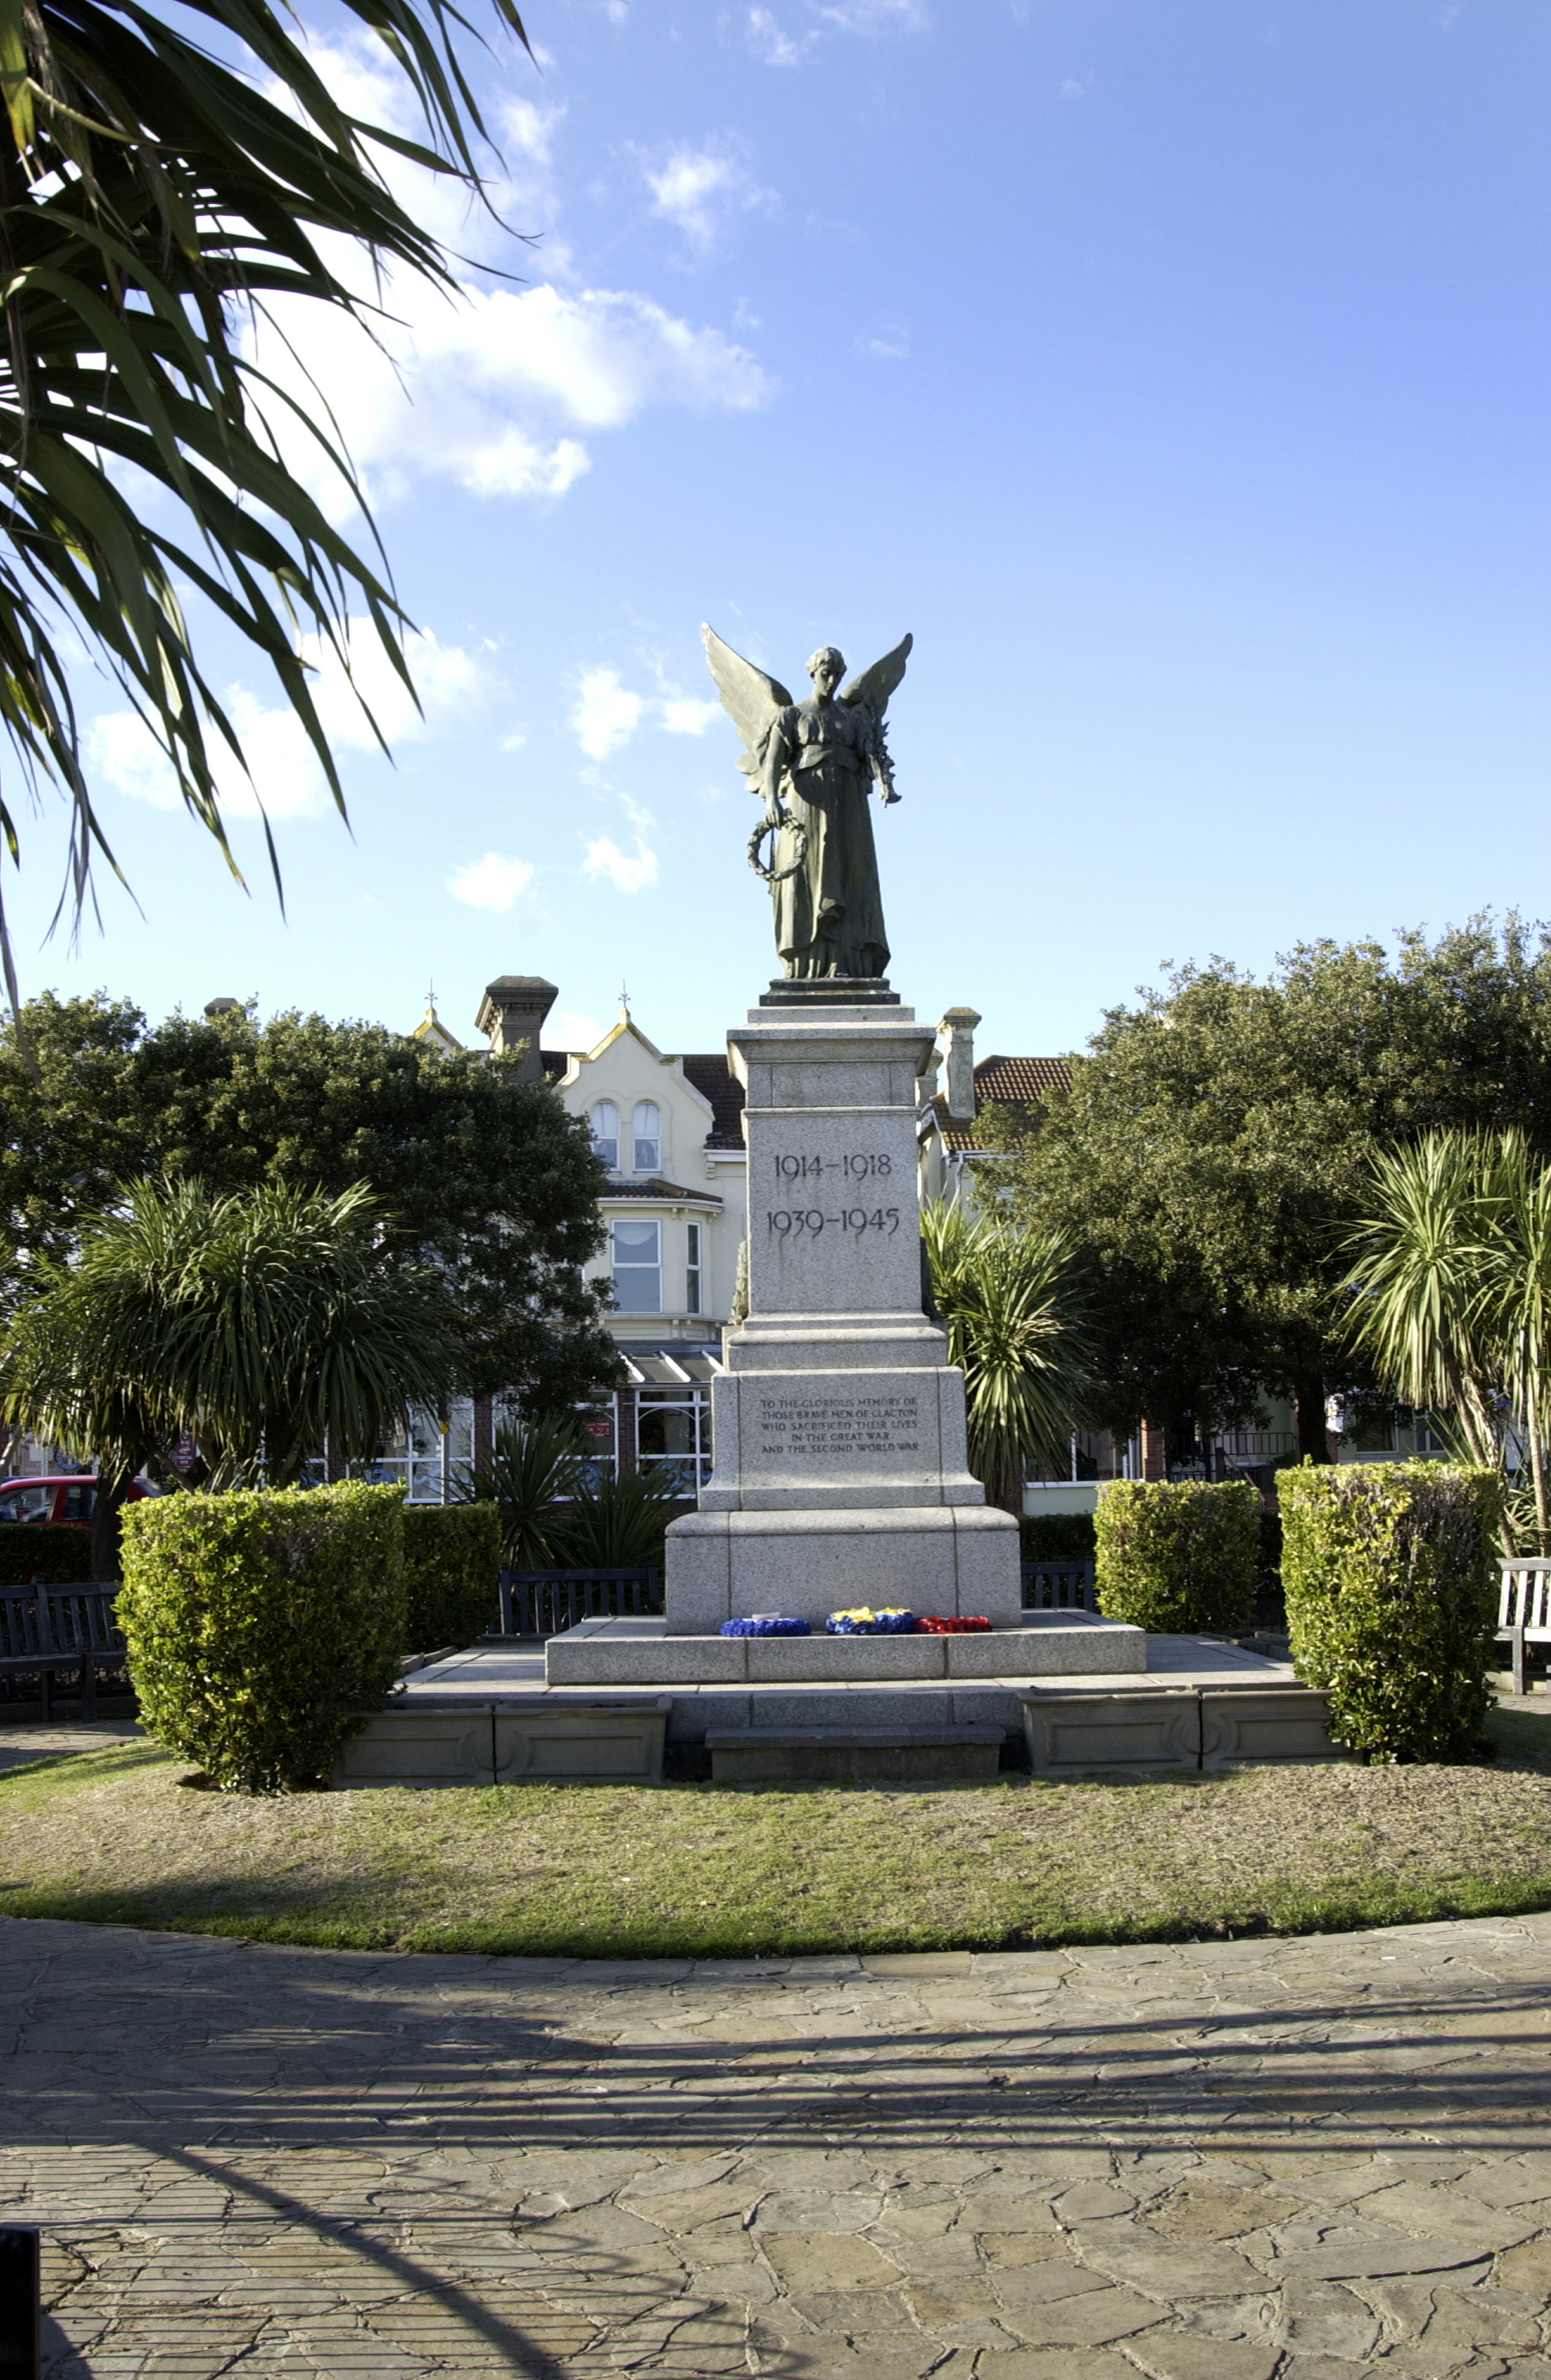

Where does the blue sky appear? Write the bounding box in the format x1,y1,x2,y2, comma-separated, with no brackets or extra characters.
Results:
25,0,1551,1061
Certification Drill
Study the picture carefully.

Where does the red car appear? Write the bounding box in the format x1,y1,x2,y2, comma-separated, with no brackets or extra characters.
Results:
0,1475,153,1525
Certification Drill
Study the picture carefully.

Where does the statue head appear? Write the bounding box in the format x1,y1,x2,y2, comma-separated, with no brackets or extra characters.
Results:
806,646,845,697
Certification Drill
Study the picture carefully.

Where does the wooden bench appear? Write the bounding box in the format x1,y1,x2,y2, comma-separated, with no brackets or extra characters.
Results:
494,1566,661,1639
1498,1559,1551,1696
0,1584,126,1720
1022,1560,1095,1613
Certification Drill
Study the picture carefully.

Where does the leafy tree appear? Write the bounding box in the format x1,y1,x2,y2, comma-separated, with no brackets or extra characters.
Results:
983,919,1551,1458
0,1177,461,1573
0,0,527,968
920,1196,1090,1510
0,993,619,1407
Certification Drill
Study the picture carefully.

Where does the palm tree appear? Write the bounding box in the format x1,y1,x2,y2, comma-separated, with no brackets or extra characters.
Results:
0,0,528,1000
465,1413,591,1569
1341,1129,1551,1551
920,1198,1090,1510
0,1175,460,1572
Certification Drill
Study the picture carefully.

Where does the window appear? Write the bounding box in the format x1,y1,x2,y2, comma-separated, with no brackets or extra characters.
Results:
638,1388,712,1492
632,1100,661,1173
612,1218,661,1312
590,1101,620,1168
685,1221,702,1316
313,1398,476,1503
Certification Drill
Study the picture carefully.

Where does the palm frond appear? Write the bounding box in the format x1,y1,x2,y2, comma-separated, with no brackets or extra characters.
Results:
0,0,528,940
464,1415,590,1568
921,1199,1090,1501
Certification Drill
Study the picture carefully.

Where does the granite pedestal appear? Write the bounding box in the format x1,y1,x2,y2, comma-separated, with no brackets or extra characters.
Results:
664,981,1022,1634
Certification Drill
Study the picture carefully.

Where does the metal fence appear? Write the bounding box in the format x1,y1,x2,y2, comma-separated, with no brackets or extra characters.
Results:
1021,1560,1095,1612
494,1567,662,1638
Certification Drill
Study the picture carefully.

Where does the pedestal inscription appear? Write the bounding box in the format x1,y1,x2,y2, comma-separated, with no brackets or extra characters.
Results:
755,1389,921,1461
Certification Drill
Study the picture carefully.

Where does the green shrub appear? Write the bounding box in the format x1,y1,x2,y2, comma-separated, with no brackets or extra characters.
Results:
1094,1479,1259,1632
563,1466,682,1571
402,1500,500,1650
1279,1461,1503,1762
117,1482,404,1793
0,1523,99,1584
1018,1512,1096,1563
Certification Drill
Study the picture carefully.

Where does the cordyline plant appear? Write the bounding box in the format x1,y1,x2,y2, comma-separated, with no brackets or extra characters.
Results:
1341,1129,1551,1553
0,1174,459,1573
0,0,528,1002
920,1197,1090,1510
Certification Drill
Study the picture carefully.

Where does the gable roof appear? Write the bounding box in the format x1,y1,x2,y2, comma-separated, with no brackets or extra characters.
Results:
680,1055,745,1150
931,1053,1071,1151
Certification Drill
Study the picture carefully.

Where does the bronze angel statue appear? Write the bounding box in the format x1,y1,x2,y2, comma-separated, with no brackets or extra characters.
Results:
702,623,912,980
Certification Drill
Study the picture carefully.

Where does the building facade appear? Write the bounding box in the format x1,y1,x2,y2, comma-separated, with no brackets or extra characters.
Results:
382,974,749,1499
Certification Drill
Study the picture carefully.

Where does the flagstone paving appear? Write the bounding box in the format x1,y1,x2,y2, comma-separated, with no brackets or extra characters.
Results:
2,1901,1550,2378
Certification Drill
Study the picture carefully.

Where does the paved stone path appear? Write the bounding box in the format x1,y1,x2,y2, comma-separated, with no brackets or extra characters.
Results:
3,1907,1549,2379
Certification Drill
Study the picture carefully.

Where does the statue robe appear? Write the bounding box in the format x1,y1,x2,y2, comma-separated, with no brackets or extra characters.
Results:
760,697,890,980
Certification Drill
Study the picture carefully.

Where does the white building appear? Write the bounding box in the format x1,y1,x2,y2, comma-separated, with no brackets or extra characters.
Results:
398,974,749,1499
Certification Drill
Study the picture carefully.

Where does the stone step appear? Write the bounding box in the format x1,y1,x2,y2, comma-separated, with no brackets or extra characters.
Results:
705,1723,1005,1785
331,1697,671,1789
1022,1685,1354,1776
545,1613,1145,1688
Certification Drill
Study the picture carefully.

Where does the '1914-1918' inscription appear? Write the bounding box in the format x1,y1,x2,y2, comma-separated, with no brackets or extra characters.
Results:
757,1392,920,1461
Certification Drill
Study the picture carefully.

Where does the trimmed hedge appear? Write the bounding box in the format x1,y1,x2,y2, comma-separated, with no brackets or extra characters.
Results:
0,1524,97,1584
117,1482,404,1794
1279,1461,1502,1763
402,1500,501,1651
1094,1478,1259,1633
1018,1512,1096,1563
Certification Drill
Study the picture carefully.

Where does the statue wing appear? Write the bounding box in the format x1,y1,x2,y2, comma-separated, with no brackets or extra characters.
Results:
702,623,793,782
840,632,912,723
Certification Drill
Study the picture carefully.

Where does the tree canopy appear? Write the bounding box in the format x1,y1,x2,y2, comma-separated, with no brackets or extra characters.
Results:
981,919,1551,1454
0,0,526,972
0,992,618,1408
0,1175,463,1569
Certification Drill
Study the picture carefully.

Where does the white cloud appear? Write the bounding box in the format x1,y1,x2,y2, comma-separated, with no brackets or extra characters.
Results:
88,695,330,820
550,1005,608,1052
446,851,535,911
310,619,487,750
821,0,927,27
248,278,772,522
746,7,814,63
643,142,775,249
658,695,722,736
858,320,910,360
747,0,923,60
499,97,563,169
1060,72,1094,99
239,35,776,517
583,836,658,894
571,667,643,760
87,620,486,823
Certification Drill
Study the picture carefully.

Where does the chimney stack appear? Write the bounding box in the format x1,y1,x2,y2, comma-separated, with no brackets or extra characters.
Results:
938,1006,981,1124
476,976,558,1081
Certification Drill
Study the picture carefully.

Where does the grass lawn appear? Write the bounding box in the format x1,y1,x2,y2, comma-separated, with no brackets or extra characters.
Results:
0,1707,1549,1957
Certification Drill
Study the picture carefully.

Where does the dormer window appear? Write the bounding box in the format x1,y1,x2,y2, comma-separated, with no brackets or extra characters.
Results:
632,1100,661,1174
590,1101,620,1168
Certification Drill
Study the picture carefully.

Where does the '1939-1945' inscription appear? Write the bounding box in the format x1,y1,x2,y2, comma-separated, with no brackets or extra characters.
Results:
756,1392,920,1461
765,1150,899,1237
